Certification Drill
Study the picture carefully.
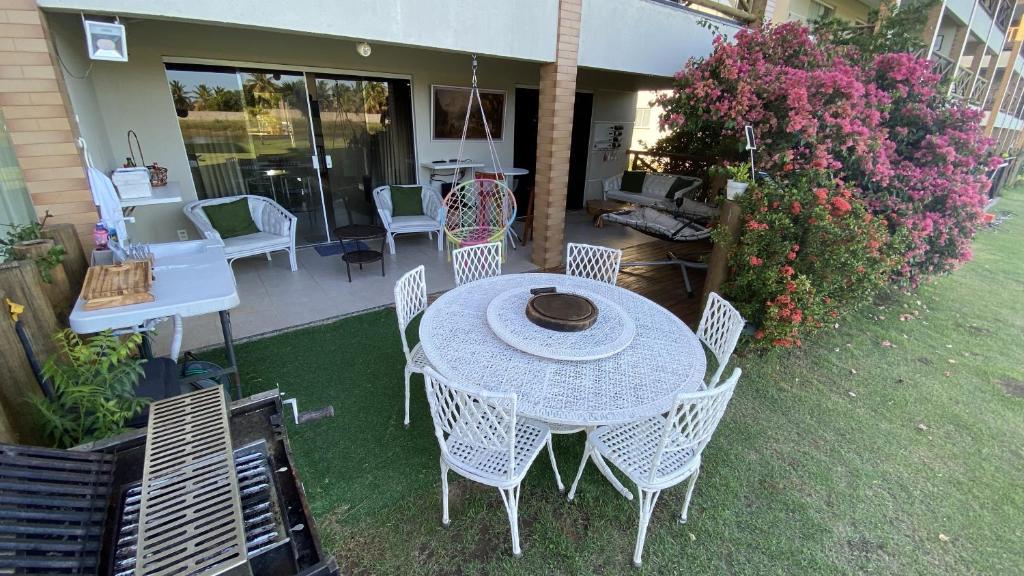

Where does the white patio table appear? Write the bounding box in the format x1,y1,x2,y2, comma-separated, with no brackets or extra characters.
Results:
69,239,242,398
419,272,707,499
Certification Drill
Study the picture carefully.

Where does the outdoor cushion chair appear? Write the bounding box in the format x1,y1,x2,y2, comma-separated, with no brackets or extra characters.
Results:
565,242,622,285
422,366,551,558
183,194,298,271
394,265,430,428
373,185,445,254
697,292,745,387
451,242,502,286
568,368,742,567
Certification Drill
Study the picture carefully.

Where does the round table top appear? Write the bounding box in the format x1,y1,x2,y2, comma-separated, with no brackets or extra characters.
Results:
334,224,385,240
419,273,707,427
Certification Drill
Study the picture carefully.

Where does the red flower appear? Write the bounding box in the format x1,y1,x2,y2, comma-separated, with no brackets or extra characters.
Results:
792,244,800,252
790,201,802,215
754,330,765,340
749,255,763,266
830,196,852,216
785,281,797,293
786,251,797,261
780,265,795,277
791,310,803,324
814,188,829,205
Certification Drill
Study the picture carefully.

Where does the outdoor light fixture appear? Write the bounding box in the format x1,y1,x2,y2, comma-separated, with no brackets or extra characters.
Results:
356,41,372,57
83,17,128,62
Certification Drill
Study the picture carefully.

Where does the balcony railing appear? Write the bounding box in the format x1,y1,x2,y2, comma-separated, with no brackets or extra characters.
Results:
663,0,757,23
930,52,957,79
979,0,1014,30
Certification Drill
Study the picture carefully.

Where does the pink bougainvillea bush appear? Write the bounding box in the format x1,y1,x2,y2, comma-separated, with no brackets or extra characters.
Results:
656,23,996,285
654,21,997,346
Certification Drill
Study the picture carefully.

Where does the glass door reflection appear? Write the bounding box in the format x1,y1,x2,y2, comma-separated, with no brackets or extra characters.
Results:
312,76,416,228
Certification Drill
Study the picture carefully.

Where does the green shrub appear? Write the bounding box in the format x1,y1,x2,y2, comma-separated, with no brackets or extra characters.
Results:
30,330,148,447
717,172,905,348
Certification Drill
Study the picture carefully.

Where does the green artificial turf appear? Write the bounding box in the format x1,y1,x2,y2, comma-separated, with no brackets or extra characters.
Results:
203,188,1024,575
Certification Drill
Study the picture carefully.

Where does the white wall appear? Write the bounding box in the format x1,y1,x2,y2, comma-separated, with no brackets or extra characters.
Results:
48,14,541,242
38,0,559,63
578,0,739,77
582,89,638,202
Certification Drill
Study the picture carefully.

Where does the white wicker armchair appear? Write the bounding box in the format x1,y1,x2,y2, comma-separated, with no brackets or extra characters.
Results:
373,185,444,254
183,195,298,271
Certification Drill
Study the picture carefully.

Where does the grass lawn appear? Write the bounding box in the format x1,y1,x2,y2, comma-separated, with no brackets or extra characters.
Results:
205,188,1024,575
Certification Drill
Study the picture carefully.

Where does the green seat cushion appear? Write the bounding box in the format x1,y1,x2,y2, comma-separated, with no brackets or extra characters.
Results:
391,185,424,217
620,171,646,194
204,198,259,239
665,176,692,199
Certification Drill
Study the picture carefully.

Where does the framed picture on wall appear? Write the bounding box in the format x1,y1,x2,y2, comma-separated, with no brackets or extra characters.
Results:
431,85,505,140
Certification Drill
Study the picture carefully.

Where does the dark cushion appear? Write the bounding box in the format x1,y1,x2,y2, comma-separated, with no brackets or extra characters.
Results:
665,176,691,199
620,171,646,194
390,185,424,217
127,358,182,428
204,199,259,239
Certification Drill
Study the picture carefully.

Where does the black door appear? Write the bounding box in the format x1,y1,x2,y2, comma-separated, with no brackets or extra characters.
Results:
566,92,593,210
512,88,539,212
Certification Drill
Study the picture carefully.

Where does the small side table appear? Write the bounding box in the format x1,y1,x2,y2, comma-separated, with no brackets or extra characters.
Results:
585,199,633,228
334,224,386,282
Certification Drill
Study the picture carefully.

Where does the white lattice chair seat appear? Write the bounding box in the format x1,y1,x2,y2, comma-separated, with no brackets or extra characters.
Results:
589,416,701,486
447,418,549,484
408,342,430,370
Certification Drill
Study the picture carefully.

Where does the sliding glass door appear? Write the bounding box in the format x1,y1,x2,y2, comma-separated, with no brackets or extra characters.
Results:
165,64,414,244
311,75,416,228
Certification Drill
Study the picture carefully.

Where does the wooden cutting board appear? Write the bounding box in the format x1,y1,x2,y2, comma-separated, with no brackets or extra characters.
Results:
81,260,154,311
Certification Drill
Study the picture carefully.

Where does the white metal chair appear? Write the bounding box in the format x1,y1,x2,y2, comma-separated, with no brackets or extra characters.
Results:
394,265,430,428
373,185,445,254
565,242,622,285
697,292,745,387
451,242,502,286
569,368,742,567
183,194,298,271
422,366,551,558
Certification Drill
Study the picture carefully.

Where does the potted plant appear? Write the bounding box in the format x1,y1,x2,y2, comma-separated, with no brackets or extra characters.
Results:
29,329,148,448
724,162,753,200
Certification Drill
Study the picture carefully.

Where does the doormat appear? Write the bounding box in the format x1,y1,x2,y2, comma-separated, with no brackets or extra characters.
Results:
315,240,370,257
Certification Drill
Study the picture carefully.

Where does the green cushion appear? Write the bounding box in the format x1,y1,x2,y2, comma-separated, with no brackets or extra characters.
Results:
390,185,424,217
204,198,259,239
665,176,690,199
620,171,646,194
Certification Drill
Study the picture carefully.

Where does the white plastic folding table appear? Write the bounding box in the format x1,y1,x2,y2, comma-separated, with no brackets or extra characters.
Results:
69,239,243,398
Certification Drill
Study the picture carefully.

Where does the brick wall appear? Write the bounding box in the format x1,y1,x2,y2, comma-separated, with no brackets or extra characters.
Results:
531,0,581,269
0,1,94,242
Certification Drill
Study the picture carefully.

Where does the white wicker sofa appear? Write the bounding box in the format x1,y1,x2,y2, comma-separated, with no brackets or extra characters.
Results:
183,194,298,271
603,172,717,220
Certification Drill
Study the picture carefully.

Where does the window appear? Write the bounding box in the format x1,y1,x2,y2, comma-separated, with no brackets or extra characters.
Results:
635,107,651,129
809,0,835,20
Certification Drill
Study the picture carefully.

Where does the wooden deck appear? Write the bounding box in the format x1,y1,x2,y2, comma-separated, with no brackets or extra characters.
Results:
546,238,712,328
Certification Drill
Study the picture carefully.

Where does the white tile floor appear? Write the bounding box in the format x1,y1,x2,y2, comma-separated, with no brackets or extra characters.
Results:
150,210,653,355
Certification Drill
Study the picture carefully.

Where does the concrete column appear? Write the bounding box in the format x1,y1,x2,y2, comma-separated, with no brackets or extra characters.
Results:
0,2,94,244
532,0,581,269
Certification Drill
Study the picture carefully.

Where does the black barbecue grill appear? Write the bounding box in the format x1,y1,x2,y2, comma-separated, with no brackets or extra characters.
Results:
0,389,337,576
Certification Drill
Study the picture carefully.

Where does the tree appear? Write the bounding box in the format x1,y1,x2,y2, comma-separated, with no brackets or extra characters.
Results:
192,83,214,111
168,79,192,113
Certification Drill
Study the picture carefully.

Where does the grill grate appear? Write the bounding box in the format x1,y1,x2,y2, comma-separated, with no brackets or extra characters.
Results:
0,443,114,574
135,387,248,576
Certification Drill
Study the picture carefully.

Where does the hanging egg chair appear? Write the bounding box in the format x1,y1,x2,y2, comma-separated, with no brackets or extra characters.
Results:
442,55,517,257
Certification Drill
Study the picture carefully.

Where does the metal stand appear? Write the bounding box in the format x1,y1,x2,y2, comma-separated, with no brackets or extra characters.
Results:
177,310,242,400
621,252,708,297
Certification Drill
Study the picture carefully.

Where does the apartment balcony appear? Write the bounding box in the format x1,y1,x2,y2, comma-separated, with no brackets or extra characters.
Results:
949,65,990,106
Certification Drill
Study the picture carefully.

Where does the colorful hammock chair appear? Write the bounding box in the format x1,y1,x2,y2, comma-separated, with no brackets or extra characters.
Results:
442,56,517,257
